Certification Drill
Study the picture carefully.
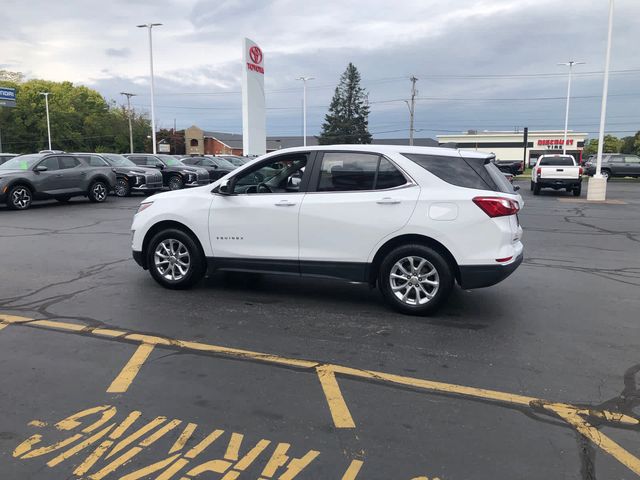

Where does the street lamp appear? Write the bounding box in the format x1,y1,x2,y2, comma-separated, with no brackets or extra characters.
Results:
296,76,314,146
587,0,614,201
38,92,52,150
558,60,585,155
137,23,162,154
120,92,137,154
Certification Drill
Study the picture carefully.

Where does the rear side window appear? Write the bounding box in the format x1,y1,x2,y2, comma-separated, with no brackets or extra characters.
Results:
538,157,574,166
403,154,494,191
60,157,81,169
317,152,407,192
128,156,145,166
89,155,108,167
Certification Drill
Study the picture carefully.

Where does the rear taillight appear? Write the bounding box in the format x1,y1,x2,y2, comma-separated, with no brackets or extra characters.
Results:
579,166,583,175
473,196,520,218
536,167,541,176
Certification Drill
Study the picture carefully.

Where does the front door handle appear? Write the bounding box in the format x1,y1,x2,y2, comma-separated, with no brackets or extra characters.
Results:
275,200,296,207
377,197,401,205
56,174,64,177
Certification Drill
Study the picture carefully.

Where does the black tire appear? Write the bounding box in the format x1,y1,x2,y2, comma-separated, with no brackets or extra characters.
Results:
88,181,108,203
530,180,534,191
115,178,131,197
7,185,32,210
378,244,454,315
601,170,611,181
533,183,541,195
146,228,205,289
56,196,71,203
573,185,582,196
168,175,184,191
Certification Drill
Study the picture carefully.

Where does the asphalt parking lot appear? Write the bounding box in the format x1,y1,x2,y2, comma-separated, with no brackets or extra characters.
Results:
0,181,639,480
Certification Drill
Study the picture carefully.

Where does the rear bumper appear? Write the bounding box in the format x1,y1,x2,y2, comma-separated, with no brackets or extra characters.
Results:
537,178,581,189
458,252,523,289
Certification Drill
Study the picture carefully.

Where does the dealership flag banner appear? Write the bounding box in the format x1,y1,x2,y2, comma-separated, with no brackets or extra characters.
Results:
242,38,266,156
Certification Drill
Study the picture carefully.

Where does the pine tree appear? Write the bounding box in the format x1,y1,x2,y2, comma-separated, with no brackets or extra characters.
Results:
318,63,372,145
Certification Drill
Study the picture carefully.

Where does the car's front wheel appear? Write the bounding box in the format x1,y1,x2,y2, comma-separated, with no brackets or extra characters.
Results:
115,178,131,197
168,175,184,191
147,229,205,289
7,185,32,210
378,244,454,315
88,181,108,203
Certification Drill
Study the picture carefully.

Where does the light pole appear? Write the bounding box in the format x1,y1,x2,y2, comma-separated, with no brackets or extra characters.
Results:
120,92,137,153
587,0,614,201
137,23,162,154
39,92,52,150
558,61,585,155
296,76,314,146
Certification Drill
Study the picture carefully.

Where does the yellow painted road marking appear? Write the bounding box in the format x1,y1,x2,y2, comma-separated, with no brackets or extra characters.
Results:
106,343,155,394
316,366,356,428
0,321,8,331
341,459,364,480
2,313,639,477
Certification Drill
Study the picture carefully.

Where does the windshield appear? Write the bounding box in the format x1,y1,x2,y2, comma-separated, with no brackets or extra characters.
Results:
539,156,575,166
102,154,136,167
157,154,181,166
212,157,236,169
0,154,42,170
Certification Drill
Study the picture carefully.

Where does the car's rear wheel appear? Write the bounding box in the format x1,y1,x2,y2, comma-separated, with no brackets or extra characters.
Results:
573,185,582,196
530,181,534,191
88,181,108,203
533,184,541,195
115,178,131,197
168,175,183,191
147,229,205,289
601,169,611,181
378,244,454,315
7,185,32,210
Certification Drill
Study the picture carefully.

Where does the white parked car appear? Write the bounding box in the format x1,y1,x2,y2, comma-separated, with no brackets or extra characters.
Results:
531,154,583,196
131,145,524,315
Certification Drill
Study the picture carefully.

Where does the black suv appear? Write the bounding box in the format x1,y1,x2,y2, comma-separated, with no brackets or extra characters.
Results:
74,153,164,197
0,153,116,210
584,154,640,180
180,156,234,182
124,154,210,190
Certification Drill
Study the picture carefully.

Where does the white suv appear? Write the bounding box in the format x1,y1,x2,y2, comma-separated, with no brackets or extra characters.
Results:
131,145,524,315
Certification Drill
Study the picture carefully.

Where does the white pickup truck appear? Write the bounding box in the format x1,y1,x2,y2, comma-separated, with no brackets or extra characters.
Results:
531,154,583,196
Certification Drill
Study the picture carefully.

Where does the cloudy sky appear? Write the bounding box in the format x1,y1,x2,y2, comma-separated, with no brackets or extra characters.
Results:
3,0,639,139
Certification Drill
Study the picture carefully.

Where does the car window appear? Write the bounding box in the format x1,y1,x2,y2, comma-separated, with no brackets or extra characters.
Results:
86,155,108,167
625,156,640,163
317,152,380,191
146,157,162,167
233,154,308,194
538,157,574,166
39,156,60,171
60,156,81,169
127,156,146,166
609,156,624,163
403,153,495,191
375,158,407,189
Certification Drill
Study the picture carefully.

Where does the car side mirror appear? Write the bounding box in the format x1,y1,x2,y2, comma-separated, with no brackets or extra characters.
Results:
216,178,237,196
155,163,164,170
513,185,520,192
35,165,48,172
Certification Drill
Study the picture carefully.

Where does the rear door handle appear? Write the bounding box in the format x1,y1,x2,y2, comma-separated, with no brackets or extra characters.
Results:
377,197,401,205
275,200,296,207
55,174,64,177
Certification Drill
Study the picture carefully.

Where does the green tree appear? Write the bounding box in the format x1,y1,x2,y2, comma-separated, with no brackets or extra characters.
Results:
318,63,371,145
583,134,622,156
0,78,150,153
620,131,640,155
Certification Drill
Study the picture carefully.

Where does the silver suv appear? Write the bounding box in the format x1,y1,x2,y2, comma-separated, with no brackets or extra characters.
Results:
0,153,116,210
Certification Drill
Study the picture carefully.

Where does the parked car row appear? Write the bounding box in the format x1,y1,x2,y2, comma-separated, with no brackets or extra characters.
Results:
583,153,640,180
0,152,247,210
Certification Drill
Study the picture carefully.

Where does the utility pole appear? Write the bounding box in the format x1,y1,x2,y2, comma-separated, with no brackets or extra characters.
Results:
137,23,162,154
558,60,585,154
296,76,314,146
39,92,52,150
406,76,418,146
120,92,137,153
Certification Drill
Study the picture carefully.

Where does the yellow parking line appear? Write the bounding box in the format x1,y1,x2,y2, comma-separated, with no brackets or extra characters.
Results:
0,322,8,331
316,366,356,429
1,313,639,477
106,343,156,394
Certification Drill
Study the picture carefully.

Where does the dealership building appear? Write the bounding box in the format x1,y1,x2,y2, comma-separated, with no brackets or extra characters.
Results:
437,130,588,167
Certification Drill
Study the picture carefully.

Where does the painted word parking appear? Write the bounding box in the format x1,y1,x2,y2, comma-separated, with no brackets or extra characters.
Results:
1,314,639,479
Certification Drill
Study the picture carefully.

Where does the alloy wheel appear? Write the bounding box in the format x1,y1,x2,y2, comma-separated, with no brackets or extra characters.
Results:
11,187,31,209
154,239,191,281
115,179,128,197
93,183,107,201
389,256,440,306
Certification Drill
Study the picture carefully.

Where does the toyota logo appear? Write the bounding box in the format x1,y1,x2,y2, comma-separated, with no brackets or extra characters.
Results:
249,46,263,65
